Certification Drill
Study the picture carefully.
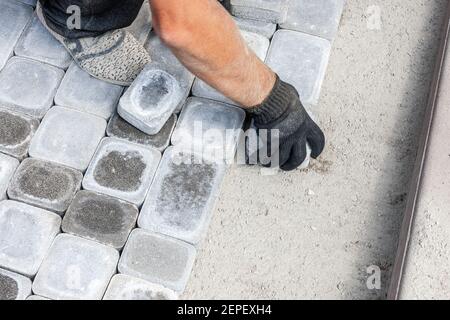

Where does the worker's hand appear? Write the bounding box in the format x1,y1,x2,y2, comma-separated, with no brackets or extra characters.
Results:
248,75,325,171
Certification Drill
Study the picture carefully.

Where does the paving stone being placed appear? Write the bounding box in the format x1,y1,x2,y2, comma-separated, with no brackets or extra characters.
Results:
0,1,33,70
103,274,178,300
83,138,161,206
29,106,107,171
7,158,82,213
0,154,19,200
55,63,123,120
280,0,345,41
0,268,32,300
32,233,119,300
229,0,289,23
62,190,138,249
118,229,196,293
234,16,277,39
0,107,39,160
0,200,61,277
15,14,72,69
107,113,177,152
125,0,152,44
266,30,331,106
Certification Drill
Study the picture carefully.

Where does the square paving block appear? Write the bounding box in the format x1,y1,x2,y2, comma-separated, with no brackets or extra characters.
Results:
7,158,82,213
0,154,19,200
118,229,196,293
0,268,32,300
29,106,107,171
0,200,61,277
139,147,226,245
15,14,72,69
62,190,138,249
266,30,331,106
280,0,345,41
230,0,289,23
234,17,277,39
125,0,152,44
103,274,178,300
55,63,123,119
0,57,64,118
83,138,161,206
0,107,39,159
32,234,119,300
0,1,33,70
107,113,176,152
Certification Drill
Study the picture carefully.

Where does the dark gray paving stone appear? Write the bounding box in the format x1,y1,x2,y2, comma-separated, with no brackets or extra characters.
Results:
230,0,289,23
0,153,19,200
7,158,82,213
0,268,31,300
62,190,138,249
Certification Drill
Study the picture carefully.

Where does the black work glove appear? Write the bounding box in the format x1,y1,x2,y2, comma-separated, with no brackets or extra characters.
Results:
248,75,325,171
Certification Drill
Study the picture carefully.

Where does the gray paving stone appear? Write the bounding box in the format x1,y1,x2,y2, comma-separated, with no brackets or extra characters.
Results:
0,268,32,300
280,0,345,41
83,138,161,206
26,295,50,300
230,0,289,23
29,106,107,171
139,147,226,245
118,229,196,293
7,158,82,213
62,190,138,249
0,57,64,118
16,0,37,6
266,30,331,105
0,1,33,70
0,107,39,160
33,233,119,300
0,200,61,277
15,14,72,69
55,63,123,120
234,16,277,39
125,0,152,44
107,113,176,152
0,153,19,200
118,64,185,135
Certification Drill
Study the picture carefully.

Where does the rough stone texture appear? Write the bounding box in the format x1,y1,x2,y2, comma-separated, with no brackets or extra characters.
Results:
234,16,277,39
33,233,119,300
103,274,178,300
0,200,61,277
0,107,39,159
0,268,32,300
55,63,123,120
266,30,331,106
15,14,72,69
83,138,161,206
0,153,19,200
107,113,177,152
125,0,152,44
119,229,196,293
62,190,138,249
139,147,226,245
230,0,289,23
0,57,64,118
7,158,83,213
29,106,107,171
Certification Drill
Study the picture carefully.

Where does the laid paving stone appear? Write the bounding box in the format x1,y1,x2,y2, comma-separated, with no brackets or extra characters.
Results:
0,57,64,118
0,268,32,300
118,64,185,135
0,154,19,200
26,295,50,300
125,0,152,44
0,107,39,160
266,30,331,106
15,14,72,69
33,233,119,300
83,138,161,206
118,229,196,293
107,113,176,152
280,0,345,41
103,274,178,300
139,147,226,245
55,63,123,120
62,190,138,249
171,98,246,162
0,1,33,70
234,16,277,39
29,106,107,171
230,0,289,23
7,158,82,213
0,200,61,277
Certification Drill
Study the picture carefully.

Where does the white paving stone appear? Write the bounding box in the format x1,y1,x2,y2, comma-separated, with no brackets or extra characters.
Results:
26,295,50,300
230,0,289,23
33,234,119,300
29,106,107,171
0,200,61,277
0,268,32,300
0,153,19,200
234,16,277,39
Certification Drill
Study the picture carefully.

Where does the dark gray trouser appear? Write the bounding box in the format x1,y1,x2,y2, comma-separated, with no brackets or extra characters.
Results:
39,0,145,39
